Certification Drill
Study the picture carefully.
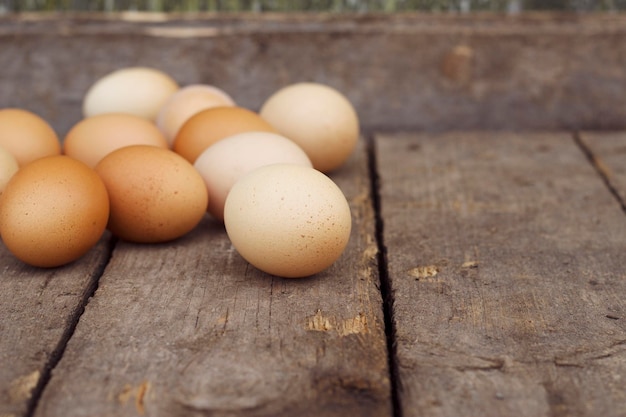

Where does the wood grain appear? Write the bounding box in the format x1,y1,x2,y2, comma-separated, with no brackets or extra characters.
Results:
0,235,112,417
578,131,626,207
34,140,392,417
376,132,626,417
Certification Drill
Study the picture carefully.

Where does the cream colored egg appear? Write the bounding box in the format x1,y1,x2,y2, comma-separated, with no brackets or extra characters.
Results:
194,132,312,221
83,67,179,120
156,84,236,146
259,82,359,173
224,164,351,278
0,144,19,195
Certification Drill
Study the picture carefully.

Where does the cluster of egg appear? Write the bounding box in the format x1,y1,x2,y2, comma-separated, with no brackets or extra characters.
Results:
0,67,359,278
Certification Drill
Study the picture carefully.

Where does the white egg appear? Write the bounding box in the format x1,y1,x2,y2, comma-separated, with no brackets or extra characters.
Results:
224,164,351,278
83,67,179,120
194,132,312,221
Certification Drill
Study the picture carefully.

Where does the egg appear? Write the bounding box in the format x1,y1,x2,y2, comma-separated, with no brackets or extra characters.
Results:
83,67,179,120
95,145,208,243
259,82,359,173
0,156,109,268
0,108,61,166
173,106,277,163
224,164,352,278
63,113,169,168
194,132,312,221
0,144,19,195
156,84,236,146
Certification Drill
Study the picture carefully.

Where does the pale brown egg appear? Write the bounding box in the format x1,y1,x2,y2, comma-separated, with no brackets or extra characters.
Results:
95,145,208,243
63,113,169,168
224,164,352,278
0,108,61,166
260,82,360,173
156,84,236,146
173,106,276,163
0,144,19,195
0,155,110,268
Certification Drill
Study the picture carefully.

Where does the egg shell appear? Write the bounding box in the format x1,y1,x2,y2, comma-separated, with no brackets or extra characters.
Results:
156,84,236,146
0,108,61,166
83,67,179,120
194,131,312,221
0,155,109,268
173,106,277,163
259,82,359,173
63,113,169,168
95,145,208,243
224,164,352,278
0,144,19,195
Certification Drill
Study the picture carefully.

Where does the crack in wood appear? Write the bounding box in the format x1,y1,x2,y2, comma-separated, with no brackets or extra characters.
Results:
553,339,626,367
408,265,439,280
306,310,370,336
574,132,626,214
24,235,118,417
136,381,150,415
117,381,150,415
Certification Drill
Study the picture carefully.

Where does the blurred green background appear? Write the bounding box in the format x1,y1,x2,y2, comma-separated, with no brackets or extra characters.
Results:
1,0,625,13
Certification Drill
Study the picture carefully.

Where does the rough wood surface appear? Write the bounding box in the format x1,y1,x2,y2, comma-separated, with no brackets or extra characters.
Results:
2,13,626,135
0,235,112,417
376,132,626,417
578,131,626,208
33,140,391,417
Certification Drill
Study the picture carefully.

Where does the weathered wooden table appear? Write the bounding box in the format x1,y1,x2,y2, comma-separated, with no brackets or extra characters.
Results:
2,13,626,417
2,131,626,417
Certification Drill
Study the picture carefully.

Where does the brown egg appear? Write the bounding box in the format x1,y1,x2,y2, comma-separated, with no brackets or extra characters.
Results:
63,113,169,168
0,155,109,267
173,106,276,163
0,108,61,166
95,145,208,243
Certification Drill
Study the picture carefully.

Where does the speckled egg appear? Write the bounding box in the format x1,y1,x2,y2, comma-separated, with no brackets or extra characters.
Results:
0,155,109,267
95,145,208,243
224,164,352,278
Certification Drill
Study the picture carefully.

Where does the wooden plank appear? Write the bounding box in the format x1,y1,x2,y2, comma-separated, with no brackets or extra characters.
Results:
578,131,626,208
33,140,392,417
2,14,626,135
0,236,113,417
376,132,626,417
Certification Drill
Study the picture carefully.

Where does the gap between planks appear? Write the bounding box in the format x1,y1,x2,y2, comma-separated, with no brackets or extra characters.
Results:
365,133,403,417
24,236,117,417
